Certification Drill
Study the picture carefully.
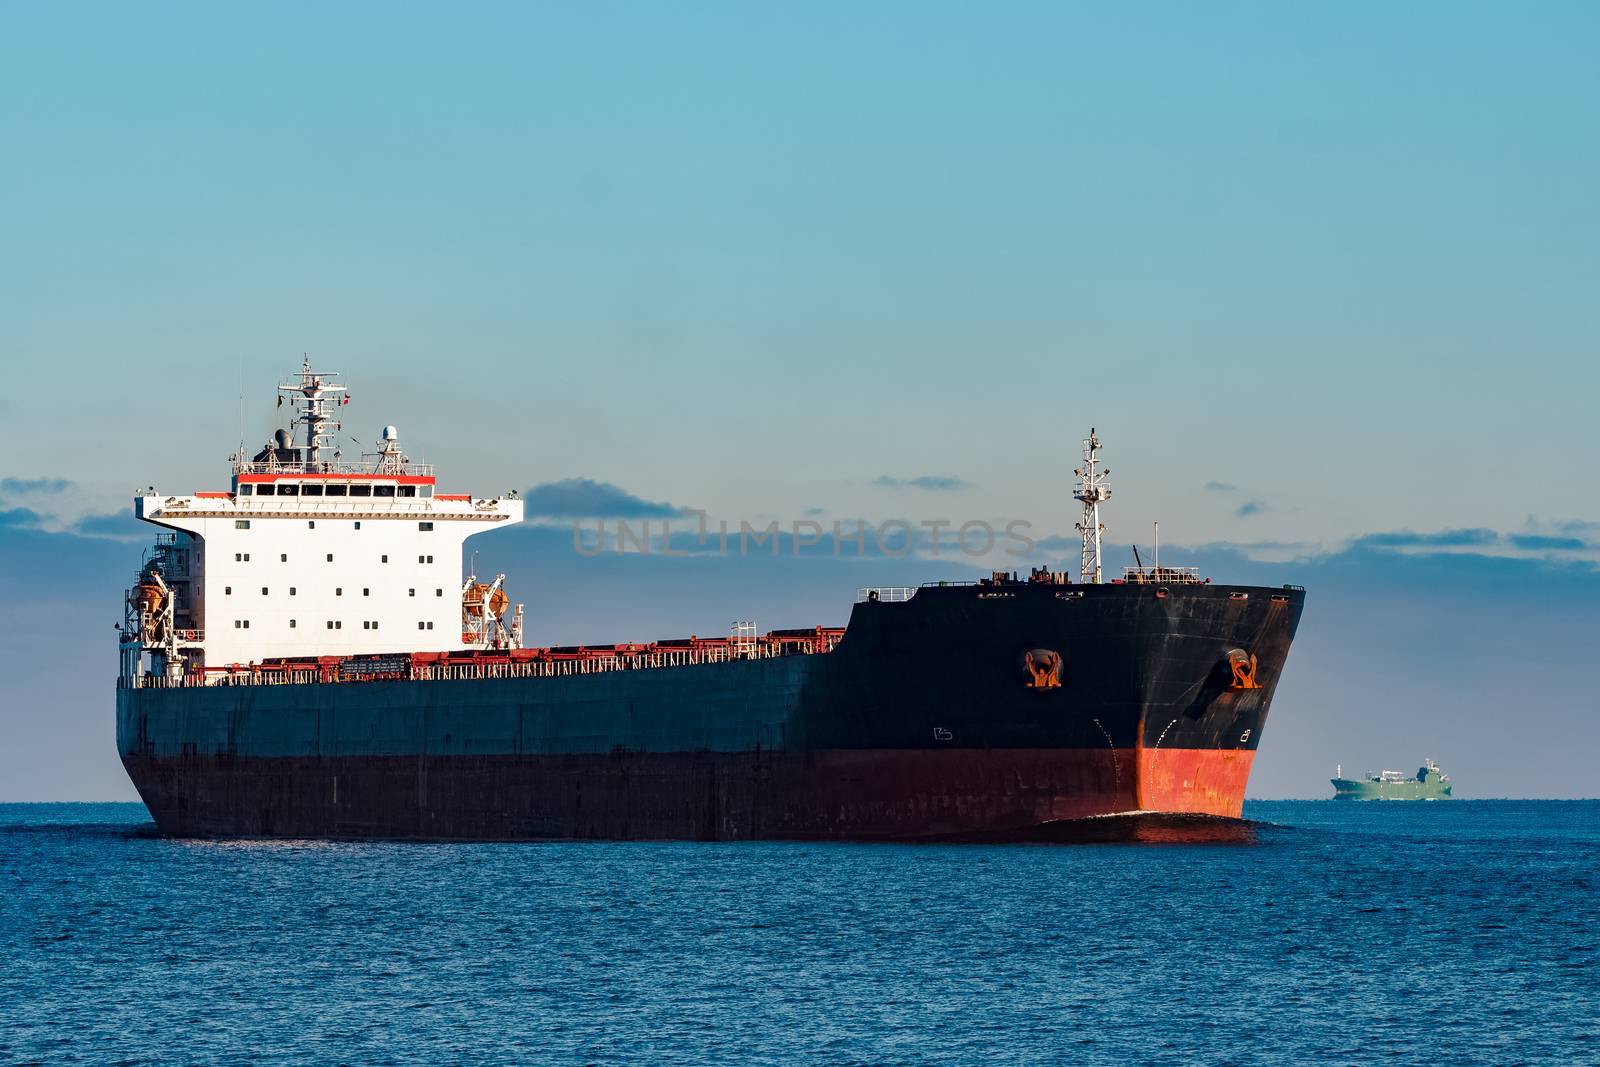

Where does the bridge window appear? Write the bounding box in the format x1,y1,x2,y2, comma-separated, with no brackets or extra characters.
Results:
374,485,395,498
277,484,299,497
349,485,371,498
397,486,416,498
238,484,252,496
256,485,275,497
301,484,323,497
325,484,347,497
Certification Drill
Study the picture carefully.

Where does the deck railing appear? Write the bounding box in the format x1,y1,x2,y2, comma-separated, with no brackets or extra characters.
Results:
117,629,846,689
229,460,436,478
856,587,917,603
1121,566,1204,584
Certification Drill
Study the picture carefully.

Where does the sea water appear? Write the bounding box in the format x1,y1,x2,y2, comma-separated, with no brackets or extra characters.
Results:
2,800,1594,1064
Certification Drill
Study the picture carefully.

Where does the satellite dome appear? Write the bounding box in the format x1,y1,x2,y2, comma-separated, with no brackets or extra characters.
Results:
382,425,398,441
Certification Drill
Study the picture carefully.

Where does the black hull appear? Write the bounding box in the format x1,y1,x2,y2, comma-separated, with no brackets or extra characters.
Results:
118,582,1305,840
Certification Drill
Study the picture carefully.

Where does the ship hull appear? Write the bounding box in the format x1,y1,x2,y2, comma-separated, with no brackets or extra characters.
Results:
118,582,1304,841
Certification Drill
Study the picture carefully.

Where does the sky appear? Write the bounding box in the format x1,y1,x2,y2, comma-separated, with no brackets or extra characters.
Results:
1,2,1597,799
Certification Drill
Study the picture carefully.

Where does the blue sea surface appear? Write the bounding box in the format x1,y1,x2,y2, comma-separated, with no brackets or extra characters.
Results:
1,800,1595,1064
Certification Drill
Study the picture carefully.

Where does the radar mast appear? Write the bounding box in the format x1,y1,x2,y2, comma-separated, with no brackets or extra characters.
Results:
277,356,347,470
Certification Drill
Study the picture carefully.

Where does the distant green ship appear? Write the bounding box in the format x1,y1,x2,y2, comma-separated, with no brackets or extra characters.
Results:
1332,759,1453,800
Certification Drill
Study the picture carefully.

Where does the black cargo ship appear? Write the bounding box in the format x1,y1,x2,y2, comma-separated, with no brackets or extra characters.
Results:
115,369,1306,841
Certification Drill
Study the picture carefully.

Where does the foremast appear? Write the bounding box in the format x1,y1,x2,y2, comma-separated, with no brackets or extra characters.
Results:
1073,428,1112,584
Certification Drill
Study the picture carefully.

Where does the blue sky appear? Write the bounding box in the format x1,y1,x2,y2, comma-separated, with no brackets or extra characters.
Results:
2,2,1597,798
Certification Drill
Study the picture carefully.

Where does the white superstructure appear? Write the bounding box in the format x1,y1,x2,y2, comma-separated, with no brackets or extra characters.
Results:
119,360,523,682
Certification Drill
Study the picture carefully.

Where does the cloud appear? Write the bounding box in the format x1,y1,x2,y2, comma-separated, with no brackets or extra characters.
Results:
0,477,73,494
1355,528,1499,549
874,475,970,491
0,507,45,529
1506,533,1588,552
72,511,146,541
1235,500,1270,518
522,478,682,519
1203,481,1238,493
1523,517,1600,539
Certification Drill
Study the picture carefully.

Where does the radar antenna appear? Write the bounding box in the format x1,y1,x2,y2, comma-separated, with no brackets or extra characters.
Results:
1072,428,1112,584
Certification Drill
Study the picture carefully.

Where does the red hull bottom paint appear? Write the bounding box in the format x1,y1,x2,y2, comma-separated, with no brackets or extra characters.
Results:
1137,747,1255,818
122,746,1253,842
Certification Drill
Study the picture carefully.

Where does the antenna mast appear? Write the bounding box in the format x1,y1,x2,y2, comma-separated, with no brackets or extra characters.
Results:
277,355,346,471
1073,428,1112,584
